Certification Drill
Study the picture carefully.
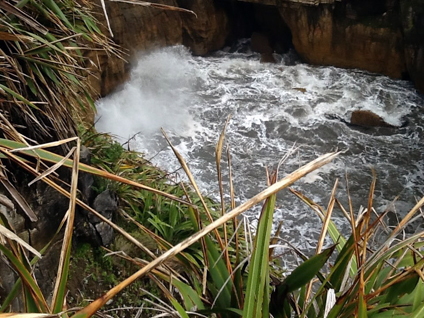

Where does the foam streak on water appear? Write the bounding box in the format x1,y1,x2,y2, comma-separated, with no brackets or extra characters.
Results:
96,45,424,259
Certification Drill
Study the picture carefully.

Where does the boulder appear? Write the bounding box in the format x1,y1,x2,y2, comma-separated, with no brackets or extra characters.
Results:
89,190,117,224
350,110,395,128
29,185,69,250
95,222,114,246
251,32,273,54
260,52,277,63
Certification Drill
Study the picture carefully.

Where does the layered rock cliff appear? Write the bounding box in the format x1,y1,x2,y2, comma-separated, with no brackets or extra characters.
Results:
90,0,424,96
279,2,406,78
231,0,424,93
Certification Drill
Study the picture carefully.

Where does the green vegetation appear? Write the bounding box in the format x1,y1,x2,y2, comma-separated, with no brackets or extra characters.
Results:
0,1,423,318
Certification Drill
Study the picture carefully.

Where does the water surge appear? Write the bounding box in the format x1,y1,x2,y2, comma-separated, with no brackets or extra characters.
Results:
96,44,424,257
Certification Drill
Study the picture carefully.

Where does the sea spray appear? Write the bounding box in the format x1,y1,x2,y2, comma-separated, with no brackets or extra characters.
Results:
96,46,196,140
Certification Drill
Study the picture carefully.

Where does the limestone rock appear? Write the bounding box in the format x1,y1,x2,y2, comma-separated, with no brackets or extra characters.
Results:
95,222,114,246
0,194,24,233
177,0,230,55
86,190,118,246
278,3,407,79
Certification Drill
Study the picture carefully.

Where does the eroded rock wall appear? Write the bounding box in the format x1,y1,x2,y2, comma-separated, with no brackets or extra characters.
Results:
400,0,424,92
279,2,407,78
89,0,231,97
177,0,230,55
88,0,183,97
225,0,423,93
89,0,424,96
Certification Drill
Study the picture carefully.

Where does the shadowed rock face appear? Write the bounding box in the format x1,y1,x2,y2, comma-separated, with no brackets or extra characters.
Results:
89,0,230,97
278,2,407,79
400,0,424,93
177,0,230,56
87,0,183,98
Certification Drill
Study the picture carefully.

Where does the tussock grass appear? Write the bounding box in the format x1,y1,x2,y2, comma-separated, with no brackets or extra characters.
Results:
0,0,119,141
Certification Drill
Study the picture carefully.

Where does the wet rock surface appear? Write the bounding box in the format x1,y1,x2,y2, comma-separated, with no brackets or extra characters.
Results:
177,0,230,55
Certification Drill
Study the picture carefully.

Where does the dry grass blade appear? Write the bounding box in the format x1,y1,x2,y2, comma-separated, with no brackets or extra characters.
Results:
72,151,340,318
0,314,60,317
0,1,48,34
0,139,192,206
215,115,231,270
28,147,76,187
51,139,80,313
304,179,338,308
0,32,33,42
227,145,235,210
317,179,338,254
9,138,79,153
390,195,424,241
0,169,37,222
100,0,113,37
0,223,41,258
108,0,197,17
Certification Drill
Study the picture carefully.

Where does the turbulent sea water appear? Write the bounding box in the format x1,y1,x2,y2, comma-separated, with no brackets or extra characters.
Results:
96,44,424,257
